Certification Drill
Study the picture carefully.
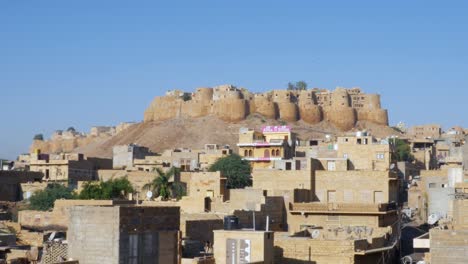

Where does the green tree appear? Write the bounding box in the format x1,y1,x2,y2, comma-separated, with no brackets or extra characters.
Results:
209,154,252,189
143,167,185,200
33,134,44,141
79,178,134,200
295,81,308,90
392,138,414,162
286,81,308,91
29,184,75,211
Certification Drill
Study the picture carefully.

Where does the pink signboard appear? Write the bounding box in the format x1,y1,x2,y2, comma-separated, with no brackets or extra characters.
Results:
262,125,291,133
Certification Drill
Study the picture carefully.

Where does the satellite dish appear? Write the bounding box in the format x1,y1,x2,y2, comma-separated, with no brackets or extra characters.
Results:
146,191,153,199
389,164,395,170
428,213,440,225
311,229,320,239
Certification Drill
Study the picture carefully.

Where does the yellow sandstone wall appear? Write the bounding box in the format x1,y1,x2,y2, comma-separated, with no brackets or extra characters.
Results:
139,86,388,129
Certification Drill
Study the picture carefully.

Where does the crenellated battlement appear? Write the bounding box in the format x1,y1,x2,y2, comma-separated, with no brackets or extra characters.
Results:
143,85,388,130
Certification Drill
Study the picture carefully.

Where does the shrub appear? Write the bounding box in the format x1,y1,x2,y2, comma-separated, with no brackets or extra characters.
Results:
29,184,75,211
209,154,252,189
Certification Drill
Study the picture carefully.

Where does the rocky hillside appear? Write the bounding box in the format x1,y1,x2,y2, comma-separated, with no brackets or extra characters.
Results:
30,115,398,159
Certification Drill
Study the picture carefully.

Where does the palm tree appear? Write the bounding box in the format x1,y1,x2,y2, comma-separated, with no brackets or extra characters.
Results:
143,167,185,200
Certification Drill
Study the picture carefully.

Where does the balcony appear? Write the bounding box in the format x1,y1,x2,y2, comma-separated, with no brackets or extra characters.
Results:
290,202,397,214
242,157,283,161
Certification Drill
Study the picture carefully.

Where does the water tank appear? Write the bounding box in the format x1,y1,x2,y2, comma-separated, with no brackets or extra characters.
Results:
224,215,239,230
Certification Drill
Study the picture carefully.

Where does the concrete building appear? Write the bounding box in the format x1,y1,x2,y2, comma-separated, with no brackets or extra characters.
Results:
410,138,437,170
132,145,231,172
238,126,296,169
67,205,180,264
213,230,274,264
19,200,135,231
408,182,468,264
113,144,153,170
407,168,463,222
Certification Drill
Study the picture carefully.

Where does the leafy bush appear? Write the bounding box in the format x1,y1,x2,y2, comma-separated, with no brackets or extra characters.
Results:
79,178,134,200
209,154,252,189
29,184,75,211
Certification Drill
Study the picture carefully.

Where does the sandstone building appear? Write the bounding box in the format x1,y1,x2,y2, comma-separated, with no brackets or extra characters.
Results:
144,85,388,131
28,152,112,187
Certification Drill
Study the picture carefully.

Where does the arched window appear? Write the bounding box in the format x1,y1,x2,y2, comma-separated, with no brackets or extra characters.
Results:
244,149,248,156
276,149,280,156
271,149,275,157
248,150,253,157
264,149,270,158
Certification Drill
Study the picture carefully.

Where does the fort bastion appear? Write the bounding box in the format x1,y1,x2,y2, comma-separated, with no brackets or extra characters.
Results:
144,85,388,130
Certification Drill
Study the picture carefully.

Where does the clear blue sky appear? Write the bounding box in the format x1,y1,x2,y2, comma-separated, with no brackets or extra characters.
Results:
1,0,467,159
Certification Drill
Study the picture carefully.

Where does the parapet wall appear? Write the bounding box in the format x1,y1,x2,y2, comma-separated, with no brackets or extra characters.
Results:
144,86,389,130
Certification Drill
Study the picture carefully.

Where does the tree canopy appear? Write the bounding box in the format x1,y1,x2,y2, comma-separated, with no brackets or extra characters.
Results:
392,138,414,162
287,81,308,91
209,154,252,189
143,167,185,200
28,184,75,211
78,177,134,200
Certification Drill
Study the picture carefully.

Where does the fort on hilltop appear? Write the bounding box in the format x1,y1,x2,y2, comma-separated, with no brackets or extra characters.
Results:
144,85,388,130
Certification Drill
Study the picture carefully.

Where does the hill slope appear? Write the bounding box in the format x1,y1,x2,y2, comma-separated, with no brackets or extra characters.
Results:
71,114,398,158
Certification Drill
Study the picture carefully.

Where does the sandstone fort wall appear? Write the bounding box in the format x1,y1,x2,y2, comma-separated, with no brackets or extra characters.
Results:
143,86,388,130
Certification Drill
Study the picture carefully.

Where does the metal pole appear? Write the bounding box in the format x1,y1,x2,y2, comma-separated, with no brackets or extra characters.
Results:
266,215,269,231
253,211,256,231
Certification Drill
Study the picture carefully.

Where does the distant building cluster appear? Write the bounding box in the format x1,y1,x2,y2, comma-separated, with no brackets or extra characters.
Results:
1,122,468,263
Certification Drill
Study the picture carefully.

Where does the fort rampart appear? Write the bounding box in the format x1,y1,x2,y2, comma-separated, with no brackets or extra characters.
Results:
144,85,388,130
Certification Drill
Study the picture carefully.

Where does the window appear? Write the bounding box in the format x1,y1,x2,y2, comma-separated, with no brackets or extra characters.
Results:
244,150,248,156
327,190,336,202
128,234,139,264
276,149,280,156
428,183,436,188
376,153,385,160
248,150,252,156
343,153,348,159
271,149,276,157
374,191,384,203
295,160,301,170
